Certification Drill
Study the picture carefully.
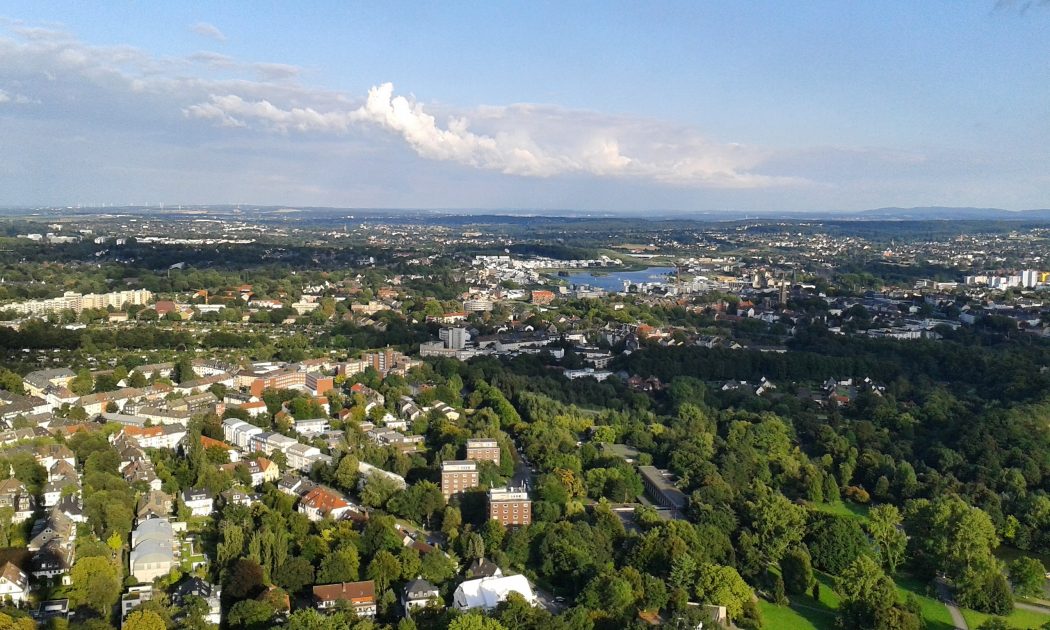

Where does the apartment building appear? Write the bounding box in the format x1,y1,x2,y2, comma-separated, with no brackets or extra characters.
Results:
465,438,500,466
463,299,494,312
440,460,478,499
530,290,555,305
339,348,421,378
222,418,263,450
246,367,333,397
4,289,152,316
488,487,531,526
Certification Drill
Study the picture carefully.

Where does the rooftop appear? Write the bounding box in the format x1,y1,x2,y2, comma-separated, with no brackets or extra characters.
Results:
313,580,375,603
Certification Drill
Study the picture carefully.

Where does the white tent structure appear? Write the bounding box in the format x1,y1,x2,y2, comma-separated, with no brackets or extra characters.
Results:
453,574,536,610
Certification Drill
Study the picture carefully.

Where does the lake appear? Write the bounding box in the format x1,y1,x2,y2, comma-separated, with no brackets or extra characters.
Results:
559,266,676,292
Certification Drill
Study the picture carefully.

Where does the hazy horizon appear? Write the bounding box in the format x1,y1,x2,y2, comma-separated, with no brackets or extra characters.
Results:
8,204,1050,223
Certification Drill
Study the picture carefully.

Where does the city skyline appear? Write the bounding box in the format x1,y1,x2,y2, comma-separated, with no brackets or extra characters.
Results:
1,1,1048,212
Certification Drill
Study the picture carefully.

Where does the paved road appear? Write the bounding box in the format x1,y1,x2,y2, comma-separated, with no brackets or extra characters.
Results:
1016,600,1050,615
509,438,535,490
929,578,1050,629
935,579,968,630
533,586,566,614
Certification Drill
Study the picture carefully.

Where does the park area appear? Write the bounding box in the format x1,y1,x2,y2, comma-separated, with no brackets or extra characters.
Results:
756,500,1050,630
758,572,1050,630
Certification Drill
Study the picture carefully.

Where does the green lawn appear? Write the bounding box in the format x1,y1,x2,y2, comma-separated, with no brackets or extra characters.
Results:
181,554,206,572
36,583,74,603
961,606,1050,629
757,571,961,630
895,575,957,630
809,499,871,523
754,572,841,629
757,600,836,630
179,539,207,572
181,515,212,532
812,572,842,609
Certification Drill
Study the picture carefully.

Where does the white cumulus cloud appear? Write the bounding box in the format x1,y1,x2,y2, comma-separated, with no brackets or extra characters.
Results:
190,22,226,42
0,19,812,203
185,82,798,188
0,88,36,104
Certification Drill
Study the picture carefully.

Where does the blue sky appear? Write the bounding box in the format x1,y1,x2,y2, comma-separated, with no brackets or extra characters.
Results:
0,1,1048,212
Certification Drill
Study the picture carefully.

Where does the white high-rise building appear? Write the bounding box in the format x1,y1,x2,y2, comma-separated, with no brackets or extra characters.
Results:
3,289,152,316
439,327,468,350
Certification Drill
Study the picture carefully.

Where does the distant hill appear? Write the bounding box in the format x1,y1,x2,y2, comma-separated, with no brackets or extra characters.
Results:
5,204,1050,222
852,207,1050,220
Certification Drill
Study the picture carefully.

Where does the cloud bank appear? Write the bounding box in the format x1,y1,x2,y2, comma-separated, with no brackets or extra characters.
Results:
0,20,797,190
184,83,797,188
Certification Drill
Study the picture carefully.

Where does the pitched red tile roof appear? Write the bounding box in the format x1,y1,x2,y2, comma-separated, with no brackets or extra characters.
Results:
200,435,234,451
312,580,374,604
300,487,350,513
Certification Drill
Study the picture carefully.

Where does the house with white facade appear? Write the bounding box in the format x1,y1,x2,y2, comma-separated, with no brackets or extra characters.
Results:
0,562,28,605
402,578,441,617
298,487,355,522
181,488,215,517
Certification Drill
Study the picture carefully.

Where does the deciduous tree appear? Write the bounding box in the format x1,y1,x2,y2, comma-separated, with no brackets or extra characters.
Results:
692,563,753,620
225,558,265,599
780,546,815,595
448,614,507,630
806,512,870,574
227,599,275,630
275,556,315,594
1008,557,1047,599
0,612,35,630
121,611,165,630
867,504,907,574
367,550,402,594
317,547,360,584
742,485,806,566
69,556,121,616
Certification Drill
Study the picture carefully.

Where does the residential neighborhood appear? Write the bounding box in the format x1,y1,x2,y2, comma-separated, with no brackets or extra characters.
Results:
0,210,1046,630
